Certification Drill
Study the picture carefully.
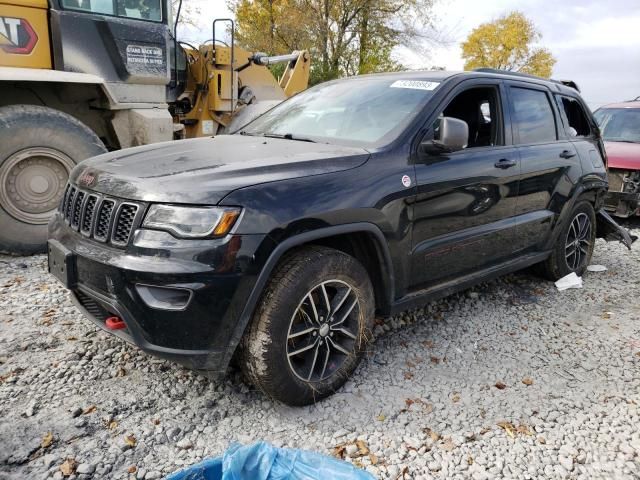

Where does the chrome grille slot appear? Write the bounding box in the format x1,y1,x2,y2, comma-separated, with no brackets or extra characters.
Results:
94,199,115,241
71,191,85,229
81,195,98,234
112,204,138,245
64,186,77,221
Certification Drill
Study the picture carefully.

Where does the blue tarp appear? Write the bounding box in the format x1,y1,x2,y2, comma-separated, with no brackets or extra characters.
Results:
167,442,375,480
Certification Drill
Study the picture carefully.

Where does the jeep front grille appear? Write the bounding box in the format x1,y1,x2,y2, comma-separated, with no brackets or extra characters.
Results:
60,184,142,248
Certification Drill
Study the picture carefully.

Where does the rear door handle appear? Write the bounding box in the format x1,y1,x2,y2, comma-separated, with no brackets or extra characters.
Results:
560,150,576,159
494,158,517,169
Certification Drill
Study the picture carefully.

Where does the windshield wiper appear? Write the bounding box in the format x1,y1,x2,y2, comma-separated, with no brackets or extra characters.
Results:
238,130,259,136
263,133,317,143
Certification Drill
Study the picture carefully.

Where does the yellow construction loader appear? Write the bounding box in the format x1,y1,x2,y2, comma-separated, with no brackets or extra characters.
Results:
0,2,310,254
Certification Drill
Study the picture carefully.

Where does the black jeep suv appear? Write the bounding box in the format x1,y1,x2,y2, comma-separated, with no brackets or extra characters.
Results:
48,70,632,405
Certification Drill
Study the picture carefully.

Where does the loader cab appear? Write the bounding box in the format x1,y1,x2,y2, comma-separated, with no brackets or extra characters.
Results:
47,0,173,105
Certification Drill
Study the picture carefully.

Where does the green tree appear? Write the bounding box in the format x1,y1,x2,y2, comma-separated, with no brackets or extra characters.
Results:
461,11,556,78
230,0,438,84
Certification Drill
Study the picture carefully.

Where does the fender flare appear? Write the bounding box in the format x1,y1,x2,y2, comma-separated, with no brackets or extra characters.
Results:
221,222,395,367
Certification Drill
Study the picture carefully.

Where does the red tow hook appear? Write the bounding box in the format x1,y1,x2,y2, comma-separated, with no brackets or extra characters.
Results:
105,316,126,330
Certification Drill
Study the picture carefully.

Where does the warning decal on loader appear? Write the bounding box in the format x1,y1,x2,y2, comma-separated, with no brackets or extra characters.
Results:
126,45,164,65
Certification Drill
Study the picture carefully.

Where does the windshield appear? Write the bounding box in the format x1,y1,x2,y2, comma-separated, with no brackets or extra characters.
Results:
593,108,640,143
239,77,440,147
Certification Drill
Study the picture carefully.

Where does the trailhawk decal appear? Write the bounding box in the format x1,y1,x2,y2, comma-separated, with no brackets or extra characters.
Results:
0,16,38,55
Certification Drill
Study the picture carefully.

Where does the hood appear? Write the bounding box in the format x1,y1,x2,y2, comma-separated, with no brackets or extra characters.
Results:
604,141,640,170
71,136,369,204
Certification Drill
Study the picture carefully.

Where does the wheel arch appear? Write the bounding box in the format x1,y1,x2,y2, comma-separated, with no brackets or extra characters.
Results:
222,223,395,369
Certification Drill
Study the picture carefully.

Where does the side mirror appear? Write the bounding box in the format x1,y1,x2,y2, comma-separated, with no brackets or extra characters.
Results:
420,117,469,155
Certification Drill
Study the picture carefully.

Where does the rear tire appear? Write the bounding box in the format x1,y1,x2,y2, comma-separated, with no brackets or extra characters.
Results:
240,246,375,406
0,105,106,255
538,201,596,280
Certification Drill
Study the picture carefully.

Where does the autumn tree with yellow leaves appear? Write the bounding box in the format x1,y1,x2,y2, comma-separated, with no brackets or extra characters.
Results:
461,12,556,78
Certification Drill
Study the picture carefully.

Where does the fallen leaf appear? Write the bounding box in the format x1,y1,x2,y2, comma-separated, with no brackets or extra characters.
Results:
441,437,455,451
451,393,460,403
497,421,515,438
422,340,434,348
124,434,136,447
405,398,415,408
522,377,534,386
538,436,546,444
83,405,97,415
369,453,378,465
430,356,440,364
127,466,137,474
332,445,346,459
108,421,118,430
495,381,507,390
405,360,415,368
467,455,474,465
41,431,53,448
356,439,369,455
66,336,77,341
425,428,440,442
116,367,127,377
376,414,386,421
516,424,533,436
636,352,640,358
152,418,161,425
60,458,77,476
403,371,413,380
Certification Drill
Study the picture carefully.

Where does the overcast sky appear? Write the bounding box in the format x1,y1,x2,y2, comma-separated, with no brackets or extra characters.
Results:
180,0,639,109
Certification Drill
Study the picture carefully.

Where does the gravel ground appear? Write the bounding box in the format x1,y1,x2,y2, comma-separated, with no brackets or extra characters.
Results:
1,220,639,480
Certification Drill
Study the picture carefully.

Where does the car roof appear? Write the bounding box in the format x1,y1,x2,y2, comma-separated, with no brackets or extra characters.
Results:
598,101,640,109
342,69,581,96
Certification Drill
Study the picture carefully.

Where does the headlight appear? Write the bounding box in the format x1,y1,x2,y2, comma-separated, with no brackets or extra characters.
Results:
142,205,241,239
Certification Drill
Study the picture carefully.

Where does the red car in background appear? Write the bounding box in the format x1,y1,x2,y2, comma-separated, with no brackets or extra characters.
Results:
594,100,640,217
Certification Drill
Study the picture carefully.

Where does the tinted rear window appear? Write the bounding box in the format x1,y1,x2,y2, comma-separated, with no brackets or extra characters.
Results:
511,87,557,144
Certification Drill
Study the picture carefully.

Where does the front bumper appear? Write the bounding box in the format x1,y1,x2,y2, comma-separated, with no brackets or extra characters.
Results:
48,212,272,372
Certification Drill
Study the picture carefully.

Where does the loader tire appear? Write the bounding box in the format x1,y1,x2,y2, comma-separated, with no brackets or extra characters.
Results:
0,105,106,255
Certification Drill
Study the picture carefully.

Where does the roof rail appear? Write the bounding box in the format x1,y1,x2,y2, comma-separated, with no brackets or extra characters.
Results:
472,68,580,92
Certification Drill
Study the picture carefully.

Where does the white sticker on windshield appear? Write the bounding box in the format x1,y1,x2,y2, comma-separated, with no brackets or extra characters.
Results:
390,80,440,91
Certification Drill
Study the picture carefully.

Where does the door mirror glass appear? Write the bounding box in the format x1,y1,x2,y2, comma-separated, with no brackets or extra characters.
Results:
421,116,469,154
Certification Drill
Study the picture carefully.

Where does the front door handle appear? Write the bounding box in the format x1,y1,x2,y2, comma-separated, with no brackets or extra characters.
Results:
560,150,576,159
494,158,517,169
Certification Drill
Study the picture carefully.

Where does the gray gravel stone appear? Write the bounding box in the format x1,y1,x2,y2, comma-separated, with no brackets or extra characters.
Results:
1,225,639,480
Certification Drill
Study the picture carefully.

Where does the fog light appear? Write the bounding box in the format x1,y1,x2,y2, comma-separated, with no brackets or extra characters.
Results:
135,284,192,311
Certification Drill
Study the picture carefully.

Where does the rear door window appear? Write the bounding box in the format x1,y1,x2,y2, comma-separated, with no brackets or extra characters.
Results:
556,96,591,137
510,87,557,144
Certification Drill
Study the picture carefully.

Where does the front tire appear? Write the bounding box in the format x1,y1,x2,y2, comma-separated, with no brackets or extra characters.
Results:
0,105,106,255
539,201,596,280
240,246,375,405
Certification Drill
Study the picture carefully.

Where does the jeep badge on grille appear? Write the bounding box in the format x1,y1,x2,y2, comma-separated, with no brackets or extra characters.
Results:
78,171,96,187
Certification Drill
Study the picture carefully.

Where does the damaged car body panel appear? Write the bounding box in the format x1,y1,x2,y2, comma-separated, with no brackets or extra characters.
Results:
594,102,640,217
